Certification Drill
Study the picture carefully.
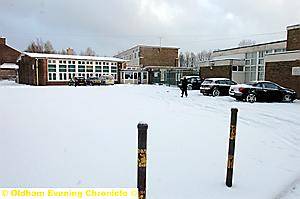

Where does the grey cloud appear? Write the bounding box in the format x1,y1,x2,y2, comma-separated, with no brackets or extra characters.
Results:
0,0,299,55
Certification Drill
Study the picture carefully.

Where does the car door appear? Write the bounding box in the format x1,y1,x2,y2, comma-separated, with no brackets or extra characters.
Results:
252,83,265,101
262,82,282,102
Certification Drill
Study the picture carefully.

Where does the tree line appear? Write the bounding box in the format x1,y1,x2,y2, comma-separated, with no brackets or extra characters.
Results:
179,40,256,67
179,50,213,67
25,38,97,56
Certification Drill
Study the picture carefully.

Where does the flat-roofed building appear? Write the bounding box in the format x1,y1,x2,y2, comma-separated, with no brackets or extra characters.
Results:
211,40,287,83
115,45,181,84
265,24,300,97
18,52,126,86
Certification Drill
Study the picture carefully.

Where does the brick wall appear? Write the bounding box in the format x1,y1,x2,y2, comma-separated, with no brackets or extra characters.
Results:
140,47,178,67
287,27,300,51
0,43,21,79
18,55,36,85
265,60,300,98
0,44,21,65
18,56,48,85
0,69,17,79
200,66,232,79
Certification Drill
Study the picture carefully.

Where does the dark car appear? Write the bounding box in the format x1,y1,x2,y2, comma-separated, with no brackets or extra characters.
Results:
178,76,203,90
74,77,86,86
200,78,237,96
229,81,297,103
86,77,102,86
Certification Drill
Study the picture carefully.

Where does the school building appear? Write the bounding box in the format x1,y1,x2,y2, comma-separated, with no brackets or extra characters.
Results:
18,52,126,86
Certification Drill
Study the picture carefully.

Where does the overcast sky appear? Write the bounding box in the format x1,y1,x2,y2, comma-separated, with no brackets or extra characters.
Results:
1,0,300,56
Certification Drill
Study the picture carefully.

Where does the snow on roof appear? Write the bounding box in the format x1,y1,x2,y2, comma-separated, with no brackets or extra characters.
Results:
22,52,127,62
0,63,19,69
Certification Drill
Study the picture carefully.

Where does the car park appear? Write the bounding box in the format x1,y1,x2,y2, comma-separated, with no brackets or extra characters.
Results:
178,76,203,90
229,81,297,103
200,78,237,96
86,77,102,86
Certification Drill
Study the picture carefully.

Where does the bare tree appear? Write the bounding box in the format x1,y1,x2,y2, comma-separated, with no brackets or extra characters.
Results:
190,52,196,67
81,47,96,56
44,40,55,54
185,51,191,67
25,38,56,54
179,52,185,67
60,49,67,55
238,39,256,47
25,38,44,53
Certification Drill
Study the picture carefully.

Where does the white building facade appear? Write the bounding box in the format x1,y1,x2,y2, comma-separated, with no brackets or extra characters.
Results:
212,40,286,83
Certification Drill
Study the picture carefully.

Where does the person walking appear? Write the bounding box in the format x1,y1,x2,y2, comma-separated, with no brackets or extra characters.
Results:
181,77,188,97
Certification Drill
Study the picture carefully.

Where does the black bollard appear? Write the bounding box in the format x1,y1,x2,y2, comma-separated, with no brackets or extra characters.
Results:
226,108,238,187
137,123,148,199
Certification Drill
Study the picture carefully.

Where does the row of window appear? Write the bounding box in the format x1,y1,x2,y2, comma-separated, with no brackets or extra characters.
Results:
48,60,118,66
48,65,117,73
48,72,117,81
123,72,147,80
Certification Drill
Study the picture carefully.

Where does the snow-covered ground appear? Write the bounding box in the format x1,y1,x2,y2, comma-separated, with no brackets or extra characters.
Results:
0,80,300,199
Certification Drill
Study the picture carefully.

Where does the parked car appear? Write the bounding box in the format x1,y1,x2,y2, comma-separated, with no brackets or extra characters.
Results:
178,76,204,90
200,78,237,96
68,78,75,86
100,75,114,85
86,77,102,86
74,77,86,86
229,81,297,103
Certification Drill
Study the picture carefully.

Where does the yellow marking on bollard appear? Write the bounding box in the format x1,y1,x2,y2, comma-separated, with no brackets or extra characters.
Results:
230,125,236,140
138,149,147,168
227,155,234,169
138,191,146,199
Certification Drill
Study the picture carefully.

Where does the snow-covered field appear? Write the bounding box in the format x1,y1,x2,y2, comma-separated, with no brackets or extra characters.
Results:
1,80,300,199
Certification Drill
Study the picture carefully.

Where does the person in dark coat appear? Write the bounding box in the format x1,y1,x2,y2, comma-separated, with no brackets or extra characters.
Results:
181,77,188,97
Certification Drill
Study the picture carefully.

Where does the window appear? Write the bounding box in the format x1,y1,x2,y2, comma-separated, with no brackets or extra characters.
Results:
259,51,264,58
103,66,109,73
78,65,85,72
245,60,250,65
68,65,75,72
111,66,117,73
49,73,52,80
59,65,67,72
86,66,93,72
72,61,75,64
143,72,147,80
53,73,56,80
125,72,133,79
232,66,238,71
48,65,56,72
258,59,264,65
95,66,101,72
263,82,278,89
134,73,137,79
68,61,72,64
238,66,244,71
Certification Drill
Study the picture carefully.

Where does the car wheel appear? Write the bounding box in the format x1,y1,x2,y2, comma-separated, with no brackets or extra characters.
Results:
246,93,256,103
212,88,220,97
283,94,293,103
187,85,193,90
